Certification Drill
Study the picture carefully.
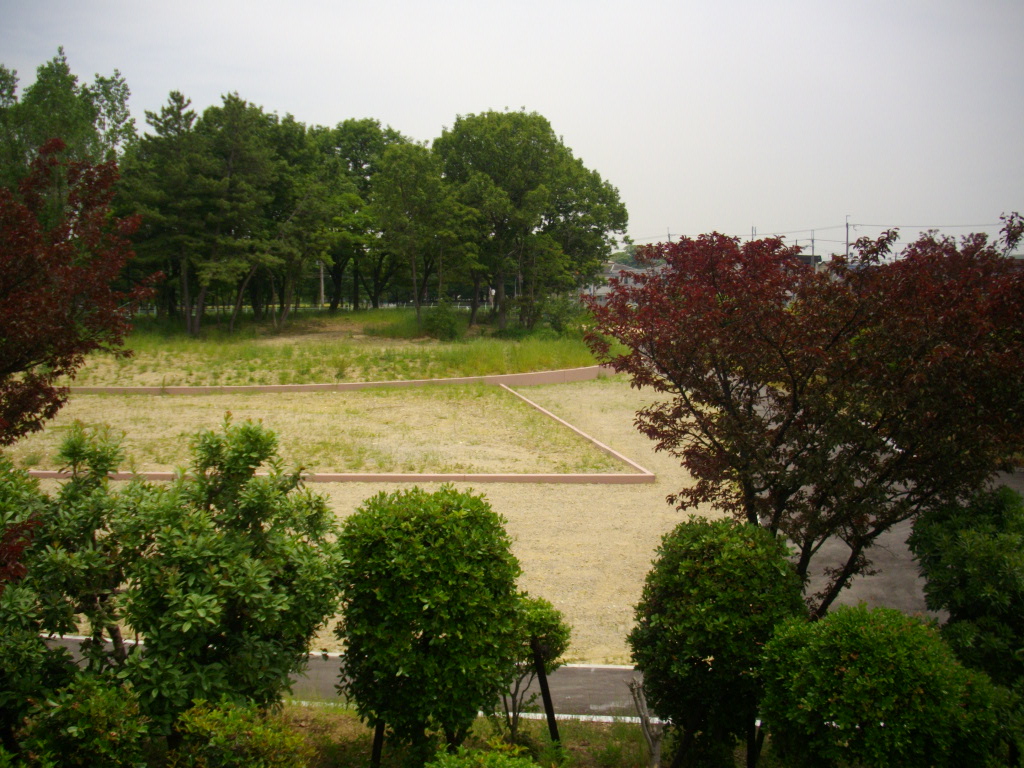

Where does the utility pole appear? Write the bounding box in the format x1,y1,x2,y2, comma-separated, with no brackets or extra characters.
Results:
845,215,850,258
811,230,815,259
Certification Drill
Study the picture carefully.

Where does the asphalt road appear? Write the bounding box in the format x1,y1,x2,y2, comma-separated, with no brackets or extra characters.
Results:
291,658,640,718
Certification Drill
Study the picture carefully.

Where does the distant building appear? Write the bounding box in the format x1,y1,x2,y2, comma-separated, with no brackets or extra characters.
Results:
585,261,656,304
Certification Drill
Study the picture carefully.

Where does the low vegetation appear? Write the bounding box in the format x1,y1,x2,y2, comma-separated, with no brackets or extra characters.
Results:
5,385,625,475
66,309,599,388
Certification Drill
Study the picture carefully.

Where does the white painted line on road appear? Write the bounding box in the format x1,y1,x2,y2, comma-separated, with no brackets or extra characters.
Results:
288,700,663,725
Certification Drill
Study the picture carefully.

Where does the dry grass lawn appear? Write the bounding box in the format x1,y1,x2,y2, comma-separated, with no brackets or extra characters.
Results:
8,384,624,475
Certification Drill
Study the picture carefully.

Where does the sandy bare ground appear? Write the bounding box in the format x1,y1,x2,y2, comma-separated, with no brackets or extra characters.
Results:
308,376,719,664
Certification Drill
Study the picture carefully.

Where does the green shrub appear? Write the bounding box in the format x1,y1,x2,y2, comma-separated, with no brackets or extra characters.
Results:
909,485,1024,760
628,517,804,767
120,417,346,731
425,745,539,768
760,604,1003,768
0,455,77,752
424,299,465,341
497,594,572,744
909,485,1024,683
16,675,149,768
541,295,588,336
170,698,311,768
336,485,521,760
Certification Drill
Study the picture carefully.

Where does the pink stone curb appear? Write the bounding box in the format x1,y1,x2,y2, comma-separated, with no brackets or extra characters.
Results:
70,365,617,395
27,470,654,484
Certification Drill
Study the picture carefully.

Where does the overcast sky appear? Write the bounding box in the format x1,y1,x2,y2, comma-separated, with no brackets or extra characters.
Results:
3,0,1022,254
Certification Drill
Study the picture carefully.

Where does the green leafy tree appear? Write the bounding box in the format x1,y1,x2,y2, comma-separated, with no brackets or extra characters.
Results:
184,94,277,334
434,110,626,329
1,419,344,740
122,95,350,331
629,517,804,768
0,455,75,753
20,423,135,668
246,115,348,330
761,605,1004,768
909,485,1024,761
0,48,135,189
586,219,1024,616
371,142,451,325
336,485,521,762
327,118,406,311
119,418,344,730
119,92,278,334
117,91,205,322
497,594,571,745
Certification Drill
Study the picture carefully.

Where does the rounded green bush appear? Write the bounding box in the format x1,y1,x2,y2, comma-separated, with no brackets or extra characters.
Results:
424,300,465,341
761,604,1002,768
628,517,804,765
336,485,521,755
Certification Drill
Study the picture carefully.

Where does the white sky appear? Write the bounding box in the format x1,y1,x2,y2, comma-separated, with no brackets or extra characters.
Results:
2,0,1022,253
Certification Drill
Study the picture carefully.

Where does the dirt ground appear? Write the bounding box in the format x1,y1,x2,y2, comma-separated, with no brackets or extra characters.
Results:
308,376,720,664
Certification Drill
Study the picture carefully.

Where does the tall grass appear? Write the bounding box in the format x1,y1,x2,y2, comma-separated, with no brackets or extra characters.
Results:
73,309,599,387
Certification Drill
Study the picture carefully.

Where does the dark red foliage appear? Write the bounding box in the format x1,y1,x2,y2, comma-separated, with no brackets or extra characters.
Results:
586,218,1024,616
0,517,39,596
0,139,149,444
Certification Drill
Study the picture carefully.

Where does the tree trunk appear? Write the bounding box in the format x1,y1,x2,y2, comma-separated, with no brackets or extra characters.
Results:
496,269,508,330
469,273,482,326
179,254,192,334
628,679,664,768
371,720,385,768
351,264,361,311
409,250,421,327
186,284,208,337
329,255,350,312
280,270,295,326
229,265,257,334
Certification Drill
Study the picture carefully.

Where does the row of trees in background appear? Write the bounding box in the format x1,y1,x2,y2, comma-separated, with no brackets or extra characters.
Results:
0,50,628,336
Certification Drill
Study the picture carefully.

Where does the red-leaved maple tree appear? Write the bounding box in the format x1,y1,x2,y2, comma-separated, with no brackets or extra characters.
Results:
0,139,147,445
586,217,1024,616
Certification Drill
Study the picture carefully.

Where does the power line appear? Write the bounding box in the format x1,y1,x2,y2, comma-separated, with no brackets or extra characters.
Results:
630,220,1006,246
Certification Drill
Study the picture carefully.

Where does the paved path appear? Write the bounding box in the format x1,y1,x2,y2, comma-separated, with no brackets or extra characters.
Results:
291,657,640,718
50,637,639,719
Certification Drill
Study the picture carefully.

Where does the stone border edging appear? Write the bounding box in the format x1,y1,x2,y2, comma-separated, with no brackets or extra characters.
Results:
34,365,656,485
70,365,617,395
